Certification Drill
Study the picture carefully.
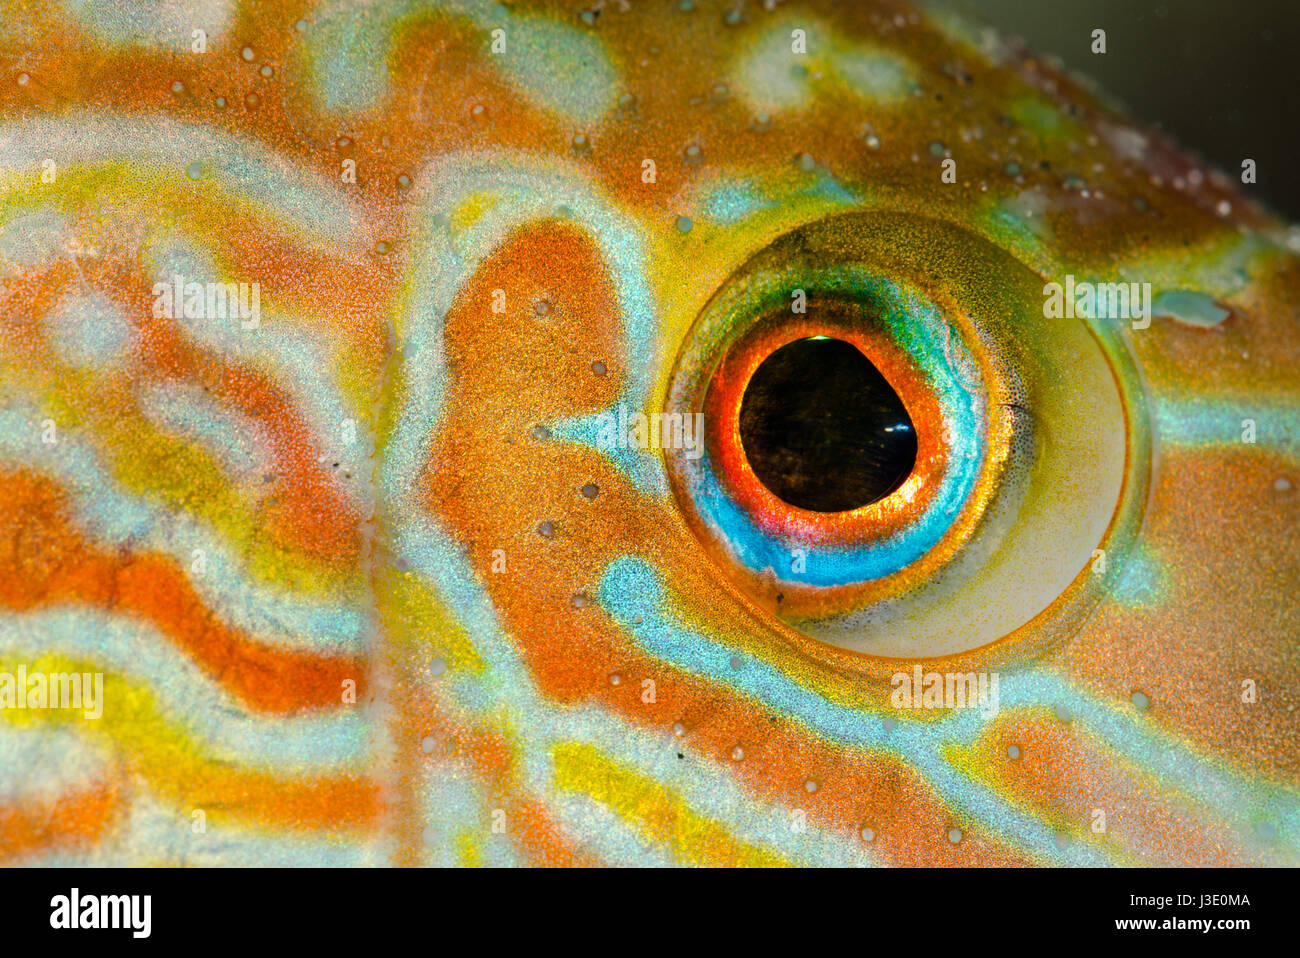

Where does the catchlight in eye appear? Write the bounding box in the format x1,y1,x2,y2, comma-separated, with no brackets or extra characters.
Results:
738,335,917,513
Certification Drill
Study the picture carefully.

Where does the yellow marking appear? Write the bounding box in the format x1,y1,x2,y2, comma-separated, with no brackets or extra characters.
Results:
0,652,368,837
551,742,789,867
450,191,499,234
456,830,484,867
375,567,486,672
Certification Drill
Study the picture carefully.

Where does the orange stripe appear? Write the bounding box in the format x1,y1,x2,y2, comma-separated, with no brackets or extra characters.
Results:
0,467,365,715
0,780,121,862
165,771,382,834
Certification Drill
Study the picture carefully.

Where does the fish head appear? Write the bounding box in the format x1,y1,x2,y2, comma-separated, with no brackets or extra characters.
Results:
0,0,1296,867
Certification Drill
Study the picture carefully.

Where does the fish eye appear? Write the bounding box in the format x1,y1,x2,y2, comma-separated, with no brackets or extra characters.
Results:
663,210,1150,663
738,335,917,513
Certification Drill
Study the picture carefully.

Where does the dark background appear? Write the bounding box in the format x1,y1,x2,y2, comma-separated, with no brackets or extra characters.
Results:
951,0,1300,219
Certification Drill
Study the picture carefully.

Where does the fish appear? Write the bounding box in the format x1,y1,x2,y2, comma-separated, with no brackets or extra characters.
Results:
0,0,1296,867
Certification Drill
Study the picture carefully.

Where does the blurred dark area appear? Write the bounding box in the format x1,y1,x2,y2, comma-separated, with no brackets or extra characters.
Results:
949,0,1300,220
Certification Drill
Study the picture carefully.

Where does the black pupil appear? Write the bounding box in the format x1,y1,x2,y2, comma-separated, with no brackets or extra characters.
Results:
738,337,917,512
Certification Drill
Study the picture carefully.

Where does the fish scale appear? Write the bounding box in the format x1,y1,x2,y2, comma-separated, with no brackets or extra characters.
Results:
0,0,1296,867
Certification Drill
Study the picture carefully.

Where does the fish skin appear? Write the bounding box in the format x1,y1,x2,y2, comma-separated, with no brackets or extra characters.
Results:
0,0,1295,867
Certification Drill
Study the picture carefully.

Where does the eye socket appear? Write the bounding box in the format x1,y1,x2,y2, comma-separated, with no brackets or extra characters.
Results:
662,211,1148,663
738,335,917,513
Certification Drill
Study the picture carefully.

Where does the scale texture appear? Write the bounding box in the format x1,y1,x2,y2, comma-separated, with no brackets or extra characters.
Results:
0,0,1297,866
